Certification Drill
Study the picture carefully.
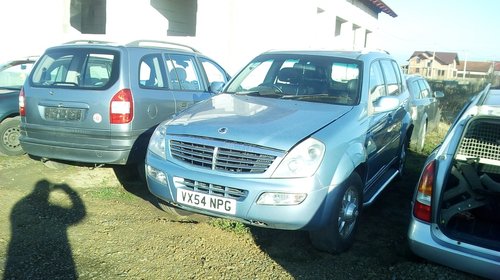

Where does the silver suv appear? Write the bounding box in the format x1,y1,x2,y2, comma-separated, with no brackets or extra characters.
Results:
19,40,229,175
146,50,413,253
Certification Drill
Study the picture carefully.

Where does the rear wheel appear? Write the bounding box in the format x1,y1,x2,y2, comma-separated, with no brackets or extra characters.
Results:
0,117,25,156
309,172,362,254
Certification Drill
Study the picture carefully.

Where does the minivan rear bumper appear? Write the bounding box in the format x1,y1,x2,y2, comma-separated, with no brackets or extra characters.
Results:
19,124,151,165
20,138,132,164
408,218,500,279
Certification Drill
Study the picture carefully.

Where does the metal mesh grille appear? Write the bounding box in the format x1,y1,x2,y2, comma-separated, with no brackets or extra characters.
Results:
170,140,277,174
457,120,500,165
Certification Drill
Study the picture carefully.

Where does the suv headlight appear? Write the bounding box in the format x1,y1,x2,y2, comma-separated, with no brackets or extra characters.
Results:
272,138,325,178
148,124,167,159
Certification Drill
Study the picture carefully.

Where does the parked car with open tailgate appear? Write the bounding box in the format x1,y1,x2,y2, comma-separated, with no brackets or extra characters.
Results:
19,40,229,175
0,56,37,156
408,84,500,279
146,49,412,253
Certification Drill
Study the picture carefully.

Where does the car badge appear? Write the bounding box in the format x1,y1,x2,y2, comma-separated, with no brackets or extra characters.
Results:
218,127,228,134
49,90,55,95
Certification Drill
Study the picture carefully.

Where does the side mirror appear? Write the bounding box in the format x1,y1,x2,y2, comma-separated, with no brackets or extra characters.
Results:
434,91,444,98
209,81,225,94
373,96,400,113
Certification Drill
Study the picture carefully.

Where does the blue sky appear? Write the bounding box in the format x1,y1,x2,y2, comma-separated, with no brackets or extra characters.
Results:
377,0,499,65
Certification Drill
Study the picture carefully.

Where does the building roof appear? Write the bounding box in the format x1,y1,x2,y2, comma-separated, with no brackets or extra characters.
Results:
457,61,493,72
409,51,459,65
362,0,397,17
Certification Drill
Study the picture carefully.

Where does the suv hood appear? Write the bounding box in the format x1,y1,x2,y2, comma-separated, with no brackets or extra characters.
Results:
166,93,352,150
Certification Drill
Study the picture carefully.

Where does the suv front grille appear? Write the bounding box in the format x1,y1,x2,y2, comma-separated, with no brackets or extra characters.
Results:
175,178,247,200
170,140,277,174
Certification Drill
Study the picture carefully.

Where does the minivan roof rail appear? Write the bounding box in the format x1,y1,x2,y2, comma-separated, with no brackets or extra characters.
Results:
126,40,200,53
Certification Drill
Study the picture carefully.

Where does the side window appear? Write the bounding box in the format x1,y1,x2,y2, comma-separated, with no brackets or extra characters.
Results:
391,60,404,92
200,58,227,85
408,80,421,99
380,60,400,95
139,54,166,88
417,79,430,98
166,54,202,91
369,61,386,102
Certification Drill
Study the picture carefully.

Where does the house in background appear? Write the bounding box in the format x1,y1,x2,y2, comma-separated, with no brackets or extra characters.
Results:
0,0,397,75
456,61,494,80
407,51,459,80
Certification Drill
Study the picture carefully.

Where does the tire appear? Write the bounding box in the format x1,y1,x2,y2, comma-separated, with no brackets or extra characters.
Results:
0,117,25,156
309,172,363,254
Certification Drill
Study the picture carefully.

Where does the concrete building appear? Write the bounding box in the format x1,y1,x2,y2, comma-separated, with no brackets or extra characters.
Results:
0,0,396,74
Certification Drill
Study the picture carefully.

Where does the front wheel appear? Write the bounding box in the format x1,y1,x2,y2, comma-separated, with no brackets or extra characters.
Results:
0,117,25,156
309,172,363,254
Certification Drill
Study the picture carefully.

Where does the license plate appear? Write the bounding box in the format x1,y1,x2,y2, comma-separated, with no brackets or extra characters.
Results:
45,107,82,121
177,189,236,215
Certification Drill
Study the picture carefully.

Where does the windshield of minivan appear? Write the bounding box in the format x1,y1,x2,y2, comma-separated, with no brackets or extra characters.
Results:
226,54,360,105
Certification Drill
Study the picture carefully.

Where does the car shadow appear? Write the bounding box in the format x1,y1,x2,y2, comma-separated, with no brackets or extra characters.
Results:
246,150,431,279
3,179,86,279
111,165,165,210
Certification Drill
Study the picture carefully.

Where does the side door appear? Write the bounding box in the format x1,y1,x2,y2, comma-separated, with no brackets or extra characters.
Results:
366,59,405,185
165,54,214,114
366,60,391,183
418,78,439,129
380,59,406,158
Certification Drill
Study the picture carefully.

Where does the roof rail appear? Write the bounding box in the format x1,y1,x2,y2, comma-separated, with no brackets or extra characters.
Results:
63,40,114,45
477,83,492,106
126,40,200,53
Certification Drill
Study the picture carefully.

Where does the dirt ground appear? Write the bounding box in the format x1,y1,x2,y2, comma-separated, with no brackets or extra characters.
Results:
0,153,481,280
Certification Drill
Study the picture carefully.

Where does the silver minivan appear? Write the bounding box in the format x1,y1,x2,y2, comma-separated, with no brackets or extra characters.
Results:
19,40,229,175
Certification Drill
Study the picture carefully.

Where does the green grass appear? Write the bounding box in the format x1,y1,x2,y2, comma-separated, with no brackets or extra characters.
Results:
208,218,250,235
418,122,450,155
88,185,137,201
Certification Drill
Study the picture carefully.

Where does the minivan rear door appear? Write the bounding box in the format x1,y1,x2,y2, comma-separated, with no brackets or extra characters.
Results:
24,48,119,145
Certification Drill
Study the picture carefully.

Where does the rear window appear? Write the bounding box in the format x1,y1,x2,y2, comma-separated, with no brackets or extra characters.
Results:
30,49,119,89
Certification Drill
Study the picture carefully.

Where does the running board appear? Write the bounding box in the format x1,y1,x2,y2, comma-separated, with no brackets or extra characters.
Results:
363,169,399,207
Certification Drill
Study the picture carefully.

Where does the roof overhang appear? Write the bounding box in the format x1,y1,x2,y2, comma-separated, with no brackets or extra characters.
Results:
366,0,397,17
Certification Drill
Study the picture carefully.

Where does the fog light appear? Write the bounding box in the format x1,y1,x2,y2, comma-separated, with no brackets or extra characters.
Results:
256,192,307,205
146,165,167,184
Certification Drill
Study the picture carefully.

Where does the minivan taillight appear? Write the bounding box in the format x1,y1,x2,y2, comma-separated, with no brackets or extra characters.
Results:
413,160,435,222
110,89,133,124
19,87,25,116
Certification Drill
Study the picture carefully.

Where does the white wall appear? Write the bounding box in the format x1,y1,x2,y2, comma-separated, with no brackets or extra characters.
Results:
0,0,385,75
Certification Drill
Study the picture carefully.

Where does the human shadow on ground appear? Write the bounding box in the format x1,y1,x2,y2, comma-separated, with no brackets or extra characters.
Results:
3,180,86,280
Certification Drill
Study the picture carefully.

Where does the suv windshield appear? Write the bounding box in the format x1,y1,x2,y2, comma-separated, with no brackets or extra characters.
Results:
30,49,118,89
226,54,361,105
